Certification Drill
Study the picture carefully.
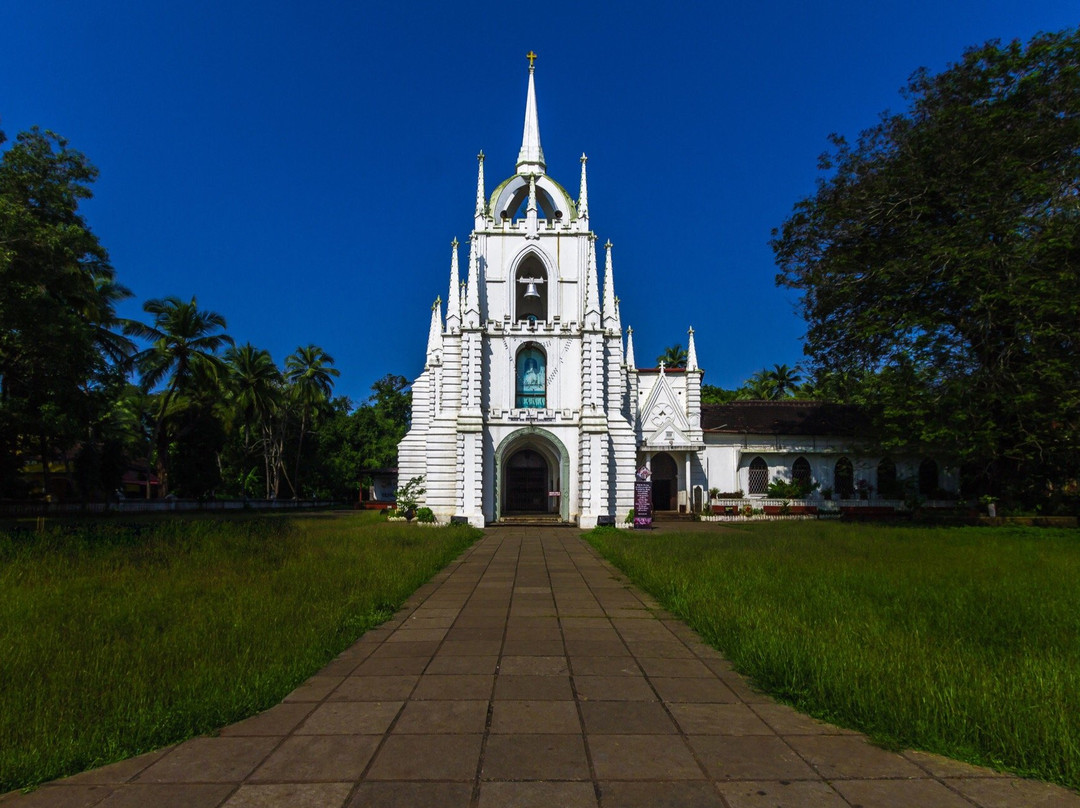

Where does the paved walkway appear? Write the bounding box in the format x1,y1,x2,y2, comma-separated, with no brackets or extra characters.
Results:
5,525,1077,808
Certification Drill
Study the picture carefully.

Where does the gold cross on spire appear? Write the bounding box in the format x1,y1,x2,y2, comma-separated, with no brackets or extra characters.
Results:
526,50,537,68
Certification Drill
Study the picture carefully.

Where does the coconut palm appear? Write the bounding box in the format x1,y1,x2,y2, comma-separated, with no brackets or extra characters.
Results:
285,344,340,498
128,296,232,495
763,363,802,398
656,344,688,368
225,343,284,499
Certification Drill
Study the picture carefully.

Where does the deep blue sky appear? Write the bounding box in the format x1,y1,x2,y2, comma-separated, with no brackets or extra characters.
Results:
2,2,1075,405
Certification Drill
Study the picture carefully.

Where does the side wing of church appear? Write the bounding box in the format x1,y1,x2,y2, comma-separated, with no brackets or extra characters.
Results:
398,58,957,527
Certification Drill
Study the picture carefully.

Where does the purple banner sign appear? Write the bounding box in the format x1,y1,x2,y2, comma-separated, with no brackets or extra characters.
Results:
633,469,652,528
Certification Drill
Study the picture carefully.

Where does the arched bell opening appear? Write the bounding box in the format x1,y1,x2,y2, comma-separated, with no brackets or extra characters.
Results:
514,255,548,322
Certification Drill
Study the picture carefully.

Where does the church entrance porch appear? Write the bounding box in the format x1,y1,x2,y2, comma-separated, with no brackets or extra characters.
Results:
504,449,549,513
651,452,679,511
494,428,571,524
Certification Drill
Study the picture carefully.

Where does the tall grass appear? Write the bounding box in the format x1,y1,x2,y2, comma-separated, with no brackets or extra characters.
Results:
0,512,479,792
587,522,1080,789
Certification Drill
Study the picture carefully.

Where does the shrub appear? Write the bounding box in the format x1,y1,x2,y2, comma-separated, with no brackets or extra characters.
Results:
415,507,435,523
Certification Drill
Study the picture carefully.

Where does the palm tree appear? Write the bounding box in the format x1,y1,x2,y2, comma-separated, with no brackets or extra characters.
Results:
285,345,340,498
656,344,688,368
128,296,232,496
225,343,284,499
763,364,802,399
738,370,776,400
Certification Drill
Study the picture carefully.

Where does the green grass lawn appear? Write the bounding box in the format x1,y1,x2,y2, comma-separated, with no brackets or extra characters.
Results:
586,521,1080,790
0,511,480,792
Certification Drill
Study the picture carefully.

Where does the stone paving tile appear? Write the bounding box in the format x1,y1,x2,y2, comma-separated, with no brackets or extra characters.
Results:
351,655,429,676
687,735,820,781
902,749,1009,779
328,675,417,701
345,782,473,808
282,674,343,702
832,778,976,808
0,786,114,808
249,735,379,782
425,654,498,674
57,748,173,784
599,781,725,808
477,781,598,808
650,676,737,703
391,699,489,733
750,701,857,735
221,782,353,808
490,700,582,733
295,701,401,734
575,674,657,701
498,654,568,675
588,734,704,780
410,673,493,700
570,655,640,676
482,733,591,780
366,734,483,780
580,701,677,734
787,734,926,779
668,702,773,735
363,639,439,658
136,737,278,783
493,673,574,700
219,703,315,737
714,779,849,808
96,784,234,808
944,777,1080,807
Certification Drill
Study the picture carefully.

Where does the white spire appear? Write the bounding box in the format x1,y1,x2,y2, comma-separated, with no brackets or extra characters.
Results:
578,154,589,221
426,297,443,363
602,239,618,328
516,52,546,175
626,326,636,369
446,238,461,330
464,235,480,321
474,151,486,220
584,234,600,326
687,326,699,371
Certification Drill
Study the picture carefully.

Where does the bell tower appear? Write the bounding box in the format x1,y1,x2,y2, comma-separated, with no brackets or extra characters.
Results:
399,54,638,527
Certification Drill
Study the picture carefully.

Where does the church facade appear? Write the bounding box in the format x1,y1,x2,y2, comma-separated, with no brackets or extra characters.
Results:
398,60,956,527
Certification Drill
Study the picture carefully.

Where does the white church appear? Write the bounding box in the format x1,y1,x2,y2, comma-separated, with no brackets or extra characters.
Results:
397,57,956,527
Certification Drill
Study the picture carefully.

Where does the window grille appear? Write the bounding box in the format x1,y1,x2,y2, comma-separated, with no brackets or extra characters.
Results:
834,457,854,499
748,457,768,495
792,457,812,490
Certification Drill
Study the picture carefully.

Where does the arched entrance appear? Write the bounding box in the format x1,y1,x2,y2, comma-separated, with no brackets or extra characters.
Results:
494,428,570,522
504,449,549,513
651,452,678,511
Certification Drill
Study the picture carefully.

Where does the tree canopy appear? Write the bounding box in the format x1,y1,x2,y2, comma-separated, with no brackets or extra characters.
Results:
772,28,1080,506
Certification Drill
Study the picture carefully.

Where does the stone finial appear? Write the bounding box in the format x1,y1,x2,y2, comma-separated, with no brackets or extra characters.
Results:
584,234,600,324
475,151,486,220
625,326,636,369
687,326,699,371
602,239,618,329
464,235,480,319
578,154,589,220
516,54,546,174
446,239,461,329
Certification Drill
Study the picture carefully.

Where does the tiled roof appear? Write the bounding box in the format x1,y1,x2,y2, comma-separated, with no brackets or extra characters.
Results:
701,400,872,436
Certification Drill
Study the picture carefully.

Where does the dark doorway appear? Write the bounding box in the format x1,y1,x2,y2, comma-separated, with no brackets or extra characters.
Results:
651,453,678,511
504,449,550,513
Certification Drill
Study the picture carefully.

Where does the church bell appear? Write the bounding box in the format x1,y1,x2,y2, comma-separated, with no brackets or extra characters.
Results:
523,282,541,299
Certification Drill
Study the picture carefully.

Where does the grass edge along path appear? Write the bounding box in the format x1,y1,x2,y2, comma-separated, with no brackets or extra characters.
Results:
585,521,1080,792
0,512,481,793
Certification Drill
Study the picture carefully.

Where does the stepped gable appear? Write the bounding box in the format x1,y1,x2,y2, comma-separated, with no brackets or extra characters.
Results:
701,400,871,436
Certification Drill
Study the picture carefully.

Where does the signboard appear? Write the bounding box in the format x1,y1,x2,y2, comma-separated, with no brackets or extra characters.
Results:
633,466,652,529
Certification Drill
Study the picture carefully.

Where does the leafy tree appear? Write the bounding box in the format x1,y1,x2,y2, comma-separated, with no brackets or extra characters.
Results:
656,344,688,368
129,296,232,495
772,28,1080,507
285,344,339,497
701,384,739,404
0,127,135,497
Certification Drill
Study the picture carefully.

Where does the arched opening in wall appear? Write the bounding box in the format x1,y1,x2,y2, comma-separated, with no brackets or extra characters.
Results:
651,453,678,511
516,345,546,408
748,456,768,495
792,457,812,494
505,185,562,220
504,448,551,514
834,457,854,499
918,459,939,497
514,255,547,322
877,457,899,499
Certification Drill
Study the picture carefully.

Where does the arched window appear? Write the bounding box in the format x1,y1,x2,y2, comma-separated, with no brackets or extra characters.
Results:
748,457,768,495
514,255,547,322
834,457,854,499
792,457,812,493
919,459,939,497
877,458,899,499
516,346,546,408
